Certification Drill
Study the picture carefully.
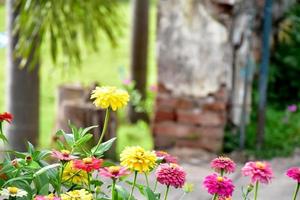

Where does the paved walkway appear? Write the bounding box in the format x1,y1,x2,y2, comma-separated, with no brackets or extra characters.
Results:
132,148,300,200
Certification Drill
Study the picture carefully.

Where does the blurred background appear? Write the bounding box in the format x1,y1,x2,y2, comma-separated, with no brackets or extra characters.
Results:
0,0,300,161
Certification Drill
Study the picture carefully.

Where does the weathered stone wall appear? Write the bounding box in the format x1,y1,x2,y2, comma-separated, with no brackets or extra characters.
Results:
154,0,234,152
153,0,296,152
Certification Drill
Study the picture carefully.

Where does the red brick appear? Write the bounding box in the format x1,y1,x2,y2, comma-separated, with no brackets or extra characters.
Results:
177,109,224,126
156,94,178,109
203,102,226,112
154,108,176,122
153,122,198,138
154,134,176,149
176,98,195,109
198,127,224,140
176,138,223,152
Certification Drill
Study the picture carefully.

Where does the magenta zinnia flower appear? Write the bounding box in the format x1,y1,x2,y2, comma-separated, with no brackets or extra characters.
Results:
210,156,236,174
99,166,130,180
155,151,178,164
156,163,186,188
73,157,103,172
286,167,300,182
51,150,76,161
203,174,234,198
242,161,273,184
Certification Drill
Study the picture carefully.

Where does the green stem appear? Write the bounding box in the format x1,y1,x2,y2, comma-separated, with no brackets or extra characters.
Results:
93,108,111,154
179,192,186,200
212,194,218,200
164,185,170,200
254,181,259,200
112,179,116,200
293,183,300,200
128,171,138,200
57,163,65,196
87,173,91,192
220,169,224,177
154,180,158,192
145,173,149,187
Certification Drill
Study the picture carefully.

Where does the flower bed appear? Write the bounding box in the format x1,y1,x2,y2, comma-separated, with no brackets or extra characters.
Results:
0,86,299,200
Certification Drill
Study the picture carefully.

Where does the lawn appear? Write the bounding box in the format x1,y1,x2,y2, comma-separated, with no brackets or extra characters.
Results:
0,2,157,148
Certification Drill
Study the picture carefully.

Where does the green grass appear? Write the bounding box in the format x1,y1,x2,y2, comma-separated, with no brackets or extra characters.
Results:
0,2,157,148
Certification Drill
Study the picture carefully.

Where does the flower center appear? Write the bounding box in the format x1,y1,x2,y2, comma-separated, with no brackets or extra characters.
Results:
8,187,19,194
108,166,121,174
170,163,179,168
61,150,70,156
255,162,266,169
217,176,224,182
83,157,93,164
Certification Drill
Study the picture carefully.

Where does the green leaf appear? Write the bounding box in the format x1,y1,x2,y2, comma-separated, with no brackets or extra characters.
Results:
74,133,93,147
92,137,116,157
80,125,98,137
144,187,159,200
27,142,35,155
64,133,75,147
125,180,146,196
115,184,135,200
33,163,61,177
3,175,32,187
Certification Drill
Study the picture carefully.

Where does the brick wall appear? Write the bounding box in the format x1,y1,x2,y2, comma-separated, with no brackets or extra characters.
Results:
153,84,228,152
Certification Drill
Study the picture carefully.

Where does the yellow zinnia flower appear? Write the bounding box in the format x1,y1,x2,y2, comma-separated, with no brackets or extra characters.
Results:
61,189,92,200
62,161,88,185
90,86,130,111
120,146,157,173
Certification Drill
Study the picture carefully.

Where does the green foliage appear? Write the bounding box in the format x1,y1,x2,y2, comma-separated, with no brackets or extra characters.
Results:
116,121,154,156
15,0,122,68
224,106,300,158
244,107,300,158
268,4,300,108
122,81,157,117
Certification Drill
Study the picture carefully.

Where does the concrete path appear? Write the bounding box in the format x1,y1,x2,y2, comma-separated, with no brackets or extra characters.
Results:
131,148,300,200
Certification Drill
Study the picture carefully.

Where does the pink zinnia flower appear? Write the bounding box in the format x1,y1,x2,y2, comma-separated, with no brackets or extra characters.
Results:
288,104,297,112
0,112,13,123
155,151,178,164
122,78,132,86
210,156,236,174
241,161,273,184
203,174,234,198
286,167,300,182
99,166,130,180
73,157,103,172
51,150,76,161
156,163,186,188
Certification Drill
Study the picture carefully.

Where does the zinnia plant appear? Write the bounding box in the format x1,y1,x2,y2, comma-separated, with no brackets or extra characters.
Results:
1,86,299,200
242,161,273,200
287,167,300,200
0,86,191,200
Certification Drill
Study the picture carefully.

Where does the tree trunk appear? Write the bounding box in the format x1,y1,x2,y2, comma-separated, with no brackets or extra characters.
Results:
6,0,40,151
128,0,149,123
